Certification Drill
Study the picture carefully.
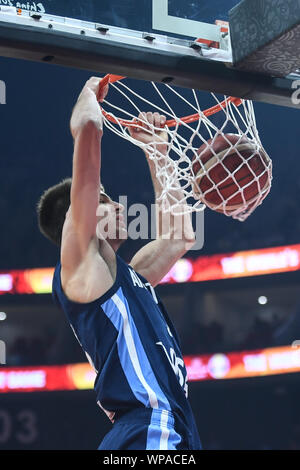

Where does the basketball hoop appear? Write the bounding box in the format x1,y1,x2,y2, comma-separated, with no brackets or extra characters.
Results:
98,74,243,127
97,74,272,221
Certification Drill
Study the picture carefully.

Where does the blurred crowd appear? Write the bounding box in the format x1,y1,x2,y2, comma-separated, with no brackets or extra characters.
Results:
182,313,286,355
8,335,53,366
6,313,282,366
7,299,299,364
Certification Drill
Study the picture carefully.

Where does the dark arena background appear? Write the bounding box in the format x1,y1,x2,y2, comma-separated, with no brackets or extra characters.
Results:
1,0,300,451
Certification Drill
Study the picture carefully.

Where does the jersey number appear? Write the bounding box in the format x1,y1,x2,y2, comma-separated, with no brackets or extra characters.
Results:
156,342,188,397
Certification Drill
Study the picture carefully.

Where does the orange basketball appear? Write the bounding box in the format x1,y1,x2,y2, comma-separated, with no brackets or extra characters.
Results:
192,134,271,215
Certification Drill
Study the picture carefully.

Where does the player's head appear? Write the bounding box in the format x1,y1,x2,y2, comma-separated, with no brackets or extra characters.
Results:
37,178,72,246
37,178,127,249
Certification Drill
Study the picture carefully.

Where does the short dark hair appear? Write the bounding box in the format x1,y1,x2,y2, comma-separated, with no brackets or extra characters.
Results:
37,178,72,246
37,179,106,246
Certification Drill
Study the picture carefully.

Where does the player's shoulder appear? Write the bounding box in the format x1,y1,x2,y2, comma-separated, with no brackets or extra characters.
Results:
59,228,117,304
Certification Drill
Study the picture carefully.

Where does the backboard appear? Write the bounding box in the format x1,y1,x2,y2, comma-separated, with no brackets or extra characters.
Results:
0,0,299,109
0,0,237,37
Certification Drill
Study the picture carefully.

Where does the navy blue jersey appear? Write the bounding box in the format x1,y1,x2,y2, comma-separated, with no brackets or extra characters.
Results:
52,254,201,449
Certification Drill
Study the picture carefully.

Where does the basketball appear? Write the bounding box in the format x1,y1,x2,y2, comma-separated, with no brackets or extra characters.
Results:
192,134,271,216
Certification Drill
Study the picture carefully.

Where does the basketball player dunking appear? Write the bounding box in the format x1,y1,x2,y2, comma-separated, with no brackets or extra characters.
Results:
37,77,202,450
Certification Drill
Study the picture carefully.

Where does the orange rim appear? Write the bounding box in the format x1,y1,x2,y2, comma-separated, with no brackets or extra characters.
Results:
98,74,243,129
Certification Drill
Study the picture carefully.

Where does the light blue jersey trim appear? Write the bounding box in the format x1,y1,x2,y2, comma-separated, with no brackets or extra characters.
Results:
146,409,182,450
101,286,182,450
101,287,171,410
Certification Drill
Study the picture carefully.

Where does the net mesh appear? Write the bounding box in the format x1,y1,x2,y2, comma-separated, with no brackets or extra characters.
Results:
101,78,272,221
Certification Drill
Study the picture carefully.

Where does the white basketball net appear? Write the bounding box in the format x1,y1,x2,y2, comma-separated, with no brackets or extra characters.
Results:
100,77,272,221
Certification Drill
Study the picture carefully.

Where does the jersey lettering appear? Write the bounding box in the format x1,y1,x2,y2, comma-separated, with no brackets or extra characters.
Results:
128,269,160,306
129,268,146,289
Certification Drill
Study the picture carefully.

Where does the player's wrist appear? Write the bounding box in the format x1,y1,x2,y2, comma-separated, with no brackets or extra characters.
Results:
71,93,103,138
71,117,103,140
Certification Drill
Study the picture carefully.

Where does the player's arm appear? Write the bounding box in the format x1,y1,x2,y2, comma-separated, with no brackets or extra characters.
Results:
61,77,110,272
129,112,196,287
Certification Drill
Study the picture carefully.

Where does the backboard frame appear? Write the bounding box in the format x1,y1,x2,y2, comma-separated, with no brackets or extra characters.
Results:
0,7,298,109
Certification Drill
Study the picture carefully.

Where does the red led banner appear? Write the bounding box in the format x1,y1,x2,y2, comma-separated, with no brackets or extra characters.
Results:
0,345,299,393
0,363,96,393
1,244,300,294
185,346,300,381
0,268,54,295
161,244,300,284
